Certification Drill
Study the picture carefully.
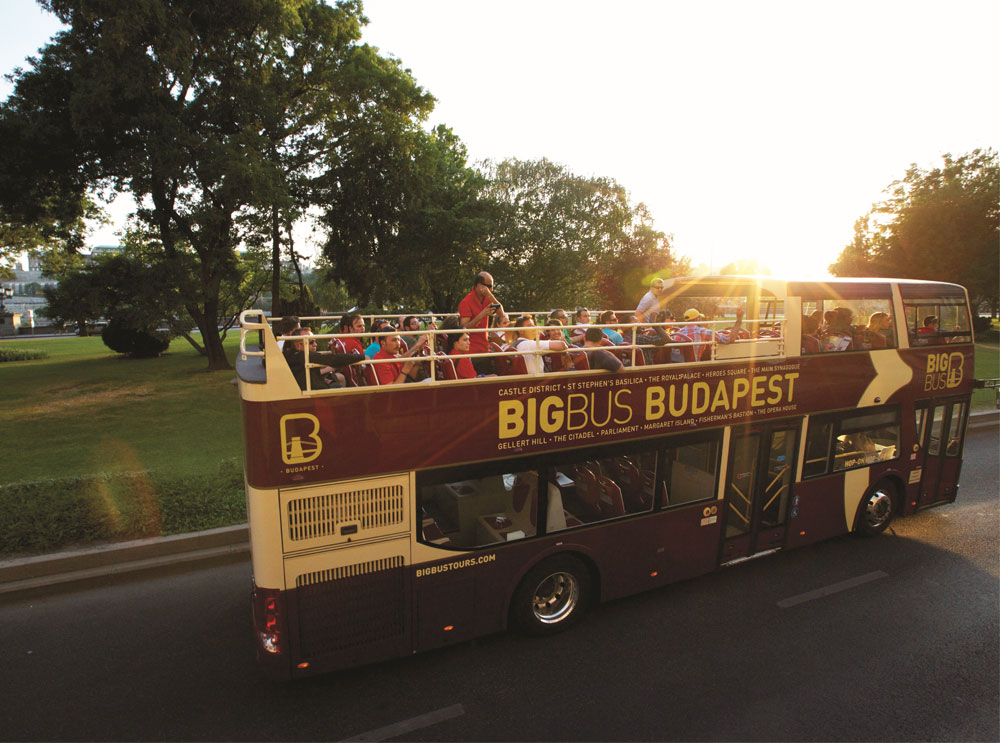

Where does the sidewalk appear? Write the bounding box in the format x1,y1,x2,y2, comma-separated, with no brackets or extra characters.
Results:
2,411,997,601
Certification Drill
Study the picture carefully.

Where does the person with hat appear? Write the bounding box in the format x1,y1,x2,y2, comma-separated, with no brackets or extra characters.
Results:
682,307,713,359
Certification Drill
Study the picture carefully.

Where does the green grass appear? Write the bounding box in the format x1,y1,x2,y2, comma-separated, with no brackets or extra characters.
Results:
973,339,1000,413
0,334,246,556
0,335,243,482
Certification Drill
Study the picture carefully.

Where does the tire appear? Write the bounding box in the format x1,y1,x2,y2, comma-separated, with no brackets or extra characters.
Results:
855,480,896,537
511,555,592,635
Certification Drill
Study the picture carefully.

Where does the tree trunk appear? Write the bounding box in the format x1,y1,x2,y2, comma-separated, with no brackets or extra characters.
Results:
187,304,231,370
271,205,281,317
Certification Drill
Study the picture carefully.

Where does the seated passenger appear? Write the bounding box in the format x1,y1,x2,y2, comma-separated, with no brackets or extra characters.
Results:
916,315,939,344
569,307,591,345
681,308,714,358
820,307,855,352
283,328,363,391
543,319,576,372
399,315,422,350
374,331,429,385
274,315,300,351
801,314,821,354
512,315,567,374
582,328,624,373
337,313,366,355
446,332,477,379
598,310,624,345
365,319,392,358
854,311,890,350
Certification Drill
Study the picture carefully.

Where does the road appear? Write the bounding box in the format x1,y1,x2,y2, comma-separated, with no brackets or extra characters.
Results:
3,426,997,742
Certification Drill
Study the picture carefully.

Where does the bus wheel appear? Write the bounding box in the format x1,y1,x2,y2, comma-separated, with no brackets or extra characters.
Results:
856,481,896,537
512,555,591,635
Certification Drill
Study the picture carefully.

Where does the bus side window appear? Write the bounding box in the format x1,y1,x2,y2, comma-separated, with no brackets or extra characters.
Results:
803,420,832,478
662,440,718,507
418,469,538,549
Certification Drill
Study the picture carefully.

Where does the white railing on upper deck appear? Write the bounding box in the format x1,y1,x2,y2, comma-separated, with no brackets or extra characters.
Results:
239,309,786,394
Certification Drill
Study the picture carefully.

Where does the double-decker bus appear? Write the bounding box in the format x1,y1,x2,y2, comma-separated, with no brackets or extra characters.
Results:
236,276,975,679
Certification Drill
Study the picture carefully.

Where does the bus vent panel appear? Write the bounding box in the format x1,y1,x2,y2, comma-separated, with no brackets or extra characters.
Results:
294,555,406,658
280,474,410,552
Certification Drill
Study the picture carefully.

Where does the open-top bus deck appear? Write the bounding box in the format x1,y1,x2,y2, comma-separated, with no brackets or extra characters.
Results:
236,276,975,678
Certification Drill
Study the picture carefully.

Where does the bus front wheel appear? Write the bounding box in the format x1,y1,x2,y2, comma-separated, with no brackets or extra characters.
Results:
855,480,896,537
512,555,592,635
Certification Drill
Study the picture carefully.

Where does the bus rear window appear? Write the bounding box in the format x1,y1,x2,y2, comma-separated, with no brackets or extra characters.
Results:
903,296,971,345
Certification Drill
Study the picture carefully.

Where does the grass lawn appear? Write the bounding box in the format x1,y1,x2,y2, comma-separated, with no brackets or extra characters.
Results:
1,334,243,482
0,334,246,555
973,339,999,412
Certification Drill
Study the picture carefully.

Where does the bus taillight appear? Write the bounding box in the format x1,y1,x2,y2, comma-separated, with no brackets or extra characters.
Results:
253,585,284,656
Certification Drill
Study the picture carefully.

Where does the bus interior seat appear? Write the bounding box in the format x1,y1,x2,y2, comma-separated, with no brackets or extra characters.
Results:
571,350,590,371
597,476,626,518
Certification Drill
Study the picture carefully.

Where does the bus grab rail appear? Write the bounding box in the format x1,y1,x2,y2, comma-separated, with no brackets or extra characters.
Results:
274,317,786,393
239,309,267,360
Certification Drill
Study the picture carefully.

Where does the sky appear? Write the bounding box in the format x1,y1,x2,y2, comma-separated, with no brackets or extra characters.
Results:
2,0,997,278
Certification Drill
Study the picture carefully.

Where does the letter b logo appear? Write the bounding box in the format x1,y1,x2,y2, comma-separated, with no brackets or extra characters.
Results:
280,414,323,464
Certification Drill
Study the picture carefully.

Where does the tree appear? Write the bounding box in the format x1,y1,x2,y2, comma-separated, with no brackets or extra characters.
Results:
1,0,431,369
321,123,487,312
481,158,685,310
830,149,999,315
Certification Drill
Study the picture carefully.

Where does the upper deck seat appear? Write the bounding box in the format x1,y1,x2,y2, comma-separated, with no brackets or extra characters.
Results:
570,349,589,371
330,337,364,386
655,334,695,364
362,363,379,386
490,342,512,375
435,353,458,380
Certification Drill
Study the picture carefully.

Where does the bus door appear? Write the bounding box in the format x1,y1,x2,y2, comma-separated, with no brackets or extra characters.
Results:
915,398,968,507
720,421,800,564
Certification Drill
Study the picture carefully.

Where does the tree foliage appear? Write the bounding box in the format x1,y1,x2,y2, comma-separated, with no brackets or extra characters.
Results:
321,124,486,312
481,158,686,310
2,0,431,368
830,149,999,313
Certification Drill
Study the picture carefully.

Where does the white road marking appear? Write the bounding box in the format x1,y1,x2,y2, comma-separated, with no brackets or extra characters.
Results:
777,570,889,608
340,703,465,742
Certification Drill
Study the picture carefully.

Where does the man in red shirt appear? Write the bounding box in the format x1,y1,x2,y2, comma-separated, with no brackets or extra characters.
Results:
458,271,503,375
373,331,429,385
336,313,366,355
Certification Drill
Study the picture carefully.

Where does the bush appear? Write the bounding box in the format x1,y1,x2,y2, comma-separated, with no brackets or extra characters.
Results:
0,460,246,555
101,319,170,358
972,315,992,334
0,348,48,362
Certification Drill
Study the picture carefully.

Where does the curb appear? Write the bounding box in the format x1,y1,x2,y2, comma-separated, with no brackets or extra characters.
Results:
968,410,999,430
0,524,249,600
1,411,996,601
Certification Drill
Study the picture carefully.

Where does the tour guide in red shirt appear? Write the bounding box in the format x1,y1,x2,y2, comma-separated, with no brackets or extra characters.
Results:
458,271,503,375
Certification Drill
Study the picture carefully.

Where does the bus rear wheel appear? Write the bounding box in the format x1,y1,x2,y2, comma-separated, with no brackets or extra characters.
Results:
855,480,896,537
512,555,592,635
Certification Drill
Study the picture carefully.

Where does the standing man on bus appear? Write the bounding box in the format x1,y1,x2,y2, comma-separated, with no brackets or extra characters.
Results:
459,271,503,375
635,278,665,323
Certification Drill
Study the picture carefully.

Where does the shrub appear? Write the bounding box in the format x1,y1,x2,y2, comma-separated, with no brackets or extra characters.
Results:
101,319,170,358
0,462,246,556
0,348,48,362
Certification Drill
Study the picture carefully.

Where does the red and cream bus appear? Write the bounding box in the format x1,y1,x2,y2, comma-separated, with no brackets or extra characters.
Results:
236,276,975,679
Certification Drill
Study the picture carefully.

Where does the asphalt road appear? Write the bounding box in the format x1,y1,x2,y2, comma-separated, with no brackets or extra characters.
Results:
3,427,997,742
